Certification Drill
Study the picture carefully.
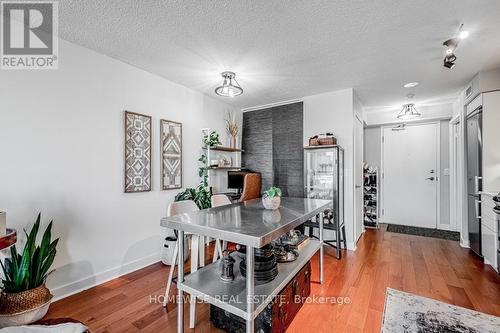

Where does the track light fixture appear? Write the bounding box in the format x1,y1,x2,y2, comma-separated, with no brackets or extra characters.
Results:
443,54,457,69
442,24,468,69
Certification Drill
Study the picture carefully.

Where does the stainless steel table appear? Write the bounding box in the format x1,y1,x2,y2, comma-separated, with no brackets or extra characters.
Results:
161,197,330,333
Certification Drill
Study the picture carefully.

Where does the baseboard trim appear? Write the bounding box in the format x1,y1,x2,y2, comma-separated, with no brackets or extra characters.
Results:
51,251,161,301
346,242,357,251
460,238,470,248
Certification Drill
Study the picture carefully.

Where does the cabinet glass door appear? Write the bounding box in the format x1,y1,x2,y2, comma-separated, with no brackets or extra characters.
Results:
304,149,338,201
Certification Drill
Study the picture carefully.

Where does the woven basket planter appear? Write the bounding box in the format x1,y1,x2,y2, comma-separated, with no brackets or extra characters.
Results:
0,284,53,327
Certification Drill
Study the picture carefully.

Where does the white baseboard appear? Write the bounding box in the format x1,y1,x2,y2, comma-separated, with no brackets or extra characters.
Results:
460,238,470,248
51,251,161,301
346,242,357,251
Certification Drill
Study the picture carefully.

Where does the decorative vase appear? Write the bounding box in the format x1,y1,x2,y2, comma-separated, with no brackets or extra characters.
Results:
262,195,281,210
0,284,53,327
230,136,237,149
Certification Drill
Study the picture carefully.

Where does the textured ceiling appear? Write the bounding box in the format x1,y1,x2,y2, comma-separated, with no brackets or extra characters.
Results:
59,0,500,109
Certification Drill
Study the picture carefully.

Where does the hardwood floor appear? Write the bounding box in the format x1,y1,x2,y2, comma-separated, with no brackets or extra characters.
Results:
45,226,500,332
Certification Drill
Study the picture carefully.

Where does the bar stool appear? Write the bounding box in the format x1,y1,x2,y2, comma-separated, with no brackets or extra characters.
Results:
210,194,231,262
162,200,203,328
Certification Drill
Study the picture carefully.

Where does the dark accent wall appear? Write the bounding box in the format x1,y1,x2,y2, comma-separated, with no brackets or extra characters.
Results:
242,102,304,197
242,109,273,191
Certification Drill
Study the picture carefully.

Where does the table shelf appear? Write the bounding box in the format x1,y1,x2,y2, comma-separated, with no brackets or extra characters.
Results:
179,239,320,320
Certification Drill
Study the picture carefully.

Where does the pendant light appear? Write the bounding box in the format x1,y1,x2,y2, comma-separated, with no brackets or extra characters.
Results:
215,71,243,97
397,94,421,120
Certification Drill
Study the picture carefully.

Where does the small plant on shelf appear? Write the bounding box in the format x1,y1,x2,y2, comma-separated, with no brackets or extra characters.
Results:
262,186,282,210
202,130,221,148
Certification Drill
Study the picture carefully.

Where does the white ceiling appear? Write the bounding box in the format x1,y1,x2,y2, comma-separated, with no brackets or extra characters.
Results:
59,0,500,110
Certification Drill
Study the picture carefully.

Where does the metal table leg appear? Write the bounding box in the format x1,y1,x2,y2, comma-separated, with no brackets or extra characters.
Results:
177,230,185,333
319,212,324,284
246,246,254,333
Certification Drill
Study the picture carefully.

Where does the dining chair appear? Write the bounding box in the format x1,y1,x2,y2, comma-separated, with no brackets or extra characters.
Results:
239,173,261,202
210,194,231,262
162,200,202,328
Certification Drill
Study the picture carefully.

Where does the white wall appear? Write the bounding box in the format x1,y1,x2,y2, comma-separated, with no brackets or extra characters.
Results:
483,91,500,193
0,39,239,299
364,127,381,170
303,89,358,249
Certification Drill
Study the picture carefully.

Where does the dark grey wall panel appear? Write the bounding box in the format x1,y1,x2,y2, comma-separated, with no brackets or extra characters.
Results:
272,102,304,197
242,109,273,191
242,102,303,197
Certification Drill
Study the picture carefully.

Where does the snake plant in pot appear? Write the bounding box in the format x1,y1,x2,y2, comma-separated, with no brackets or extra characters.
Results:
0,213,59,327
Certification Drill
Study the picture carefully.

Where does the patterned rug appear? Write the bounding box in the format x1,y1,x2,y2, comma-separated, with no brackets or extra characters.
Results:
386,224,460,241
382,289,500,333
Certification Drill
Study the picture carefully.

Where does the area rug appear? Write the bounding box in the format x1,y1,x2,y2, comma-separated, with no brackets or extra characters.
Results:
382,288,500,333
386,224,460,241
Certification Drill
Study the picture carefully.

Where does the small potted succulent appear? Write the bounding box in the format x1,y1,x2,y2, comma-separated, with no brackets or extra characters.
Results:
0,213,58,327
262,186,282,210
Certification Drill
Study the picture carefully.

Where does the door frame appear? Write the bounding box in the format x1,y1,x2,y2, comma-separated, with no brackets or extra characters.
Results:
380,121,441,229
353,115,364,243
449,115,462,233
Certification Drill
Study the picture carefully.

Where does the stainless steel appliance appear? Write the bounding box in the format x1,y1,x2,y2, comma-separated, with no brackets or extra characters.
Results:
466,107,483,257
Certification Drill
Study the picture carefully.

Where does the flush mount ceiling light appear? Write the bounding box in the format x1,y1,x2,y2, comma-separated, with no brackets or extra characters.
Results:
403,81,419,88
397,94,421,120
215,71,243,97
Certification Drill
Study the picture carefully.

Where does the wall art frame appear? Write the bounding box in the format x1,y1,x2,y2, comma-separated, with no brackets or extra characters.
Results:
160,119,182,190
124,111,152,193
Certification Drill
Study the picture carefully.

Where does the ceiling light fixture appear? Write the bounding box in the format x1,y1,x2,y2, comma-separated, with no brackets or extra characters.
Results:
443,53,457,69
458,24,469,39
215,71,243,97
403,82,419,88
442,24,468,69
459,30,469,39
397,94,421,120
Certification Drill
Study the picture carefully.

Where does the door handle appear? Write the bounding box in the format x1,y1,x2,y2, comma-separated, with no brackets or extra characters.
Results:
475,199,482,219
425,177,435,181
474,176,483,194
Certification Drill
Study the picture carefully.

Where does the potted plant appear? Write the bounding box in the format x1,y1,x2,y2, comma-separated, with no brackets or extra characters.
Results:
262,186,282,210
0,213,59,327
175,184,211,209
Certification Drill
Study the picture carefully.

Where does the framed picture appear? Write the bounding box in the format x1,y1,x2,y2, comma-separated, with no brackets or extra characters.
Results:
124,111,152,193
161,119,182,190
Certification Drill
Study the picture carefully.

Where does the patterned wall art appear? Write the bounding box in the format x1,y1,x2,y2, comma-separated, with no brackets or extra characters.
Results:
124,111,152,193
161,119,182,190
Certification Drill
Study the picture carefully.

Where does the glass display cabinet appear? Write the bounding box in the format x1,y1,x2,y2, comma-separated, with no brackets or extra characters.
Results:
303,145,345,259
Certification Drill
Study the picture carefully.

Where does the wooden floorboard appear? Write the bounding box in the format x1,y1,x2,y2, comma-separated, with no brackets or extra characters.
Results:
45,225,500,332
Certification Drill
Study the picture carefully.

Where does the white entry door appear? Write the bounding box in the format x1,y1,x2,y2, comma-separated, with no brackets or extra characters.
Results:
382,123,439,228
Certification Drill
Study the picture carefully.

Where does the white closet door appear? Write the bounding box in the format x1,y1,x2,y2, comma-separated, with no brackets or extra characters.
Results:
382,123,438,228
